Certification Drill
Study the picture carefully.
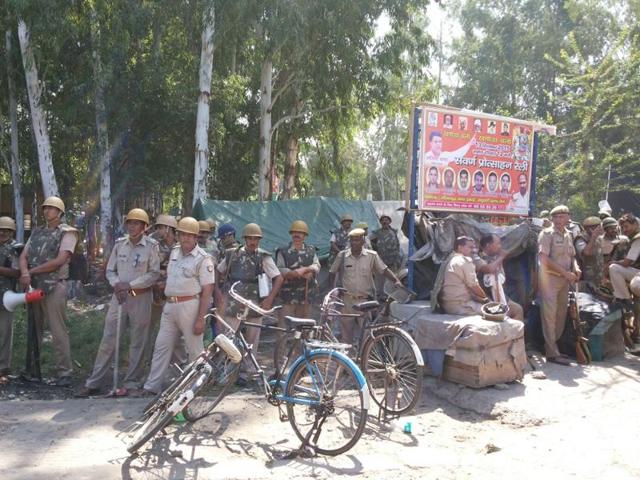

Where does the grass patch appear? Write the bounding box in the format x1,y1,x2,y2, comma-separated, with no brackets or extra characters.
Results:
9,300,130,380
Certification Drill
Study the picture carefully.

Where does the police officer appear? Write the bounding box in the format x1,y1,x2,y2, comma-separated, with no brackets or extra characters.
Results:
140,217,215,395
330,228,402,344
144,214,181,366
216,223,283,370
76,208,160,396
371,214,401,272
538,205,581,366
217,223,239,251
276,220,320,319
609,213,640,310
574,216,604,291
198,220,219,261
19,196,78,386
0,217,19,385
328,214,353,266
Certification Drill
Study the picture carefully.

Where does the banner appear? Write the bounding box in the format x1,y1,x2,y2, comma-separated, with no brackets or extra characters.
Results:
417,105,549,216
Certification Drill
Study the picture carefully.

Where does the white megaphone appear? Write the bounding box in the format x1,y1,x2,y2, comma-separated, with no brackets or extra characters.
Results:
3,289,45,312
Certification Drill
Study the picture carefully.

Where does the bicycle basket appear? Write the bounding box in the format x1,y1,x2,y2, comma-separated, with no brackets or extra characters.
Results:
385,284,416,304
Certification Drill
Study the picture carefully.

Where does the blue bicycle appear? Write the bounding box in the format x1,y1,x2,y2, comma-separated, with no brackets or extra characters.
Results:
127,282,369,456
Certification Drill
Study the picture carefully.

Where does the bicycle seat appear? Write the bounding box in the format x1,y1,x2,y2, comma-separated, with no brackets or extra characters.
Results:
284,316,316,330
352,301,380,312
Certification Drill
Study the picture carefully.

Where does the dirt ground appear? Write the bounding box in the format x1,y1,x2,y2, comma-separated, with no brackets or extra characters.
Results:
1,350,639,480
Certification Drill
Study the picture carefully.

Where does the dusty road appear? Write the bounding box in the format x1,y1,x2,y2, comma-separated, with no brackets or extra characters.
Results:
1,354,639,480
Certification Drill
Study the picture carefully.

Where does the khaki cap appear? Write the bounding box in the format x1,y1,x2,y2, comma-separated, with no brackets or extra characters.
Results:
289,220,309,235
539,210,550,218
356,222,369,230
205,218,216,229
0,217,16,231
550,205,570,216
198,220,211,233
380,214,392,222
125,208,150,225
340,214,353,223
42,196,65,214
348,228,366,238
155,214,178,229
176,217,200,235
582,216,601,227
602,217,618,228
242,223,263,238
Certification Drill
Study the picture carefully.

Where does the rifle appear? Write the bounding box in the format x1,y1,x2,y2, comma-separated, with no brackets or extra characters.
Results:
569,284,591,365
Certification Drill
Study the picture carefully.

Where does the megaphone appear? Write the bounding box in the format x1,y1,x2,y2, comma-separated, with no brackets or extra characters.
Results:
3,289,45,312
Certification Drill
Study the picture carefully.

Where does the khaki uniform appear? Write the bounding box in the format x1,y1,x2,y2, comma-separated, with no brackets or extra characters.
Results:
144,245,215,393
25,224,78,378
217,246,280,356
609,233,640,300
145,232,186,367
85,235,160,389
474,253,524,320
0,240,18,374
538,226,576,358
330,248,388,343
439,253,484,316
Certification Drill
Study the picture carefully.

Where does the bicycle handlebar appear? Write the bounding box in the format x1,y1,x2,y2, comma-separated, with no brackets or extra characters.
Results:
229,281,281,316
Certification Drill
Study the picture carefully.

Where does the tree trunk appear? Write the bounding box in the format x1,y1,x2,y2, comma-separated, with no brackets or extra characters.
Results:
193,2,215,205
90,6,113,259
17,19,59,198
5,30,25,242
281,134,299,199
258,55,273,201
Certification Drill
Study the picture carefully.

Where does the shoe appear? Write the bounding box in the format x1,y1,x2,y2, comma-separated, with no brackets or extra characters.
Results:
74,386,100,398
54,376,73,387
129,388,155,398
547,356,571,366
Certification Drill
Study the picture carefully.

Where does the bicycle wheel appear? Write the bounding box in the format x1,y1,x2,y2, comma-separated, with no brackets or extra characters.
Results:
182,346,242,422
128,368,202,454
360,326,423,415
286,351,367,456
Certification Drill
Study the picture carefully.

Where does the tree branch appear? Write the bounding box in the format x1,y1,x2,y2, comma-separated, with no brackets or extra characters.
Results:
270,105,342,138
269,72,296,111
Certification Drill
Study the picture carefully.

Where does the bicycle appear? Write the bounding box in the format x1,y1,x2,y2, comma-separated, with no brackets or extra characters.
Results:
276,284,423,418
126,281,370,456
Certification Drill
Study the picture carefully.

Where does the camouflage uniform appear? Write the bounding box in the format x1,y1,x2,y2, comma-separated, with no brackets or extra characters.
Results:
276,242,320,318
371,227,401,271
217,245,280,358
328,227,350,267
0,240,17,375
26,224,78,378
574,231,604,290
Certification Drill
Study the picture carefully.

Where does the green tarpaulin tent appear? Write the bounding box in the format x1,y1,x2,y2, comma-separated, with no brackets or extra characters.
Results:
192,197,380,260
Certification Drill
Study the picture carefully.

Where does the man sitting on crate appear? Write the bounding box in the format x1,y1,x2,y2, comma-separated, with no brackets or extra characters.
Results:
474,234,524,320
609,213,640,311
330,228,402,344
436,236,490,316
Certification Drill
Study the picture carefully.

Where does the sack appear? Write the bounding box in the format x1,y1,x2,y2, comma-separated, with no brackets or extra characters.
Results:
258,273,271,298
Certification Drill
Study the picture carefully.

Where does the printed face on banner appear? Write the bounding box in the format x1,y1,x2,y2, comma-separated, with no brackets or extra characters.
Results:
418,108,534,216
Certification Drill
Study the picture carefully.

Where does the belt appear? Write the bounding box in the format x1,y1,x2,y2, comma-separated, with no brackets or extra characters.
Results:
130,287,152,295
345,293,369,299
165,294,199,303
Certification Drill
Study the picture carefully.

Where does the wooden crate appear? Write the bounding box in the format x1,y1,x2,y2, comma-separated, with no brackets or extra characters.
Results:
443,336,527,388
